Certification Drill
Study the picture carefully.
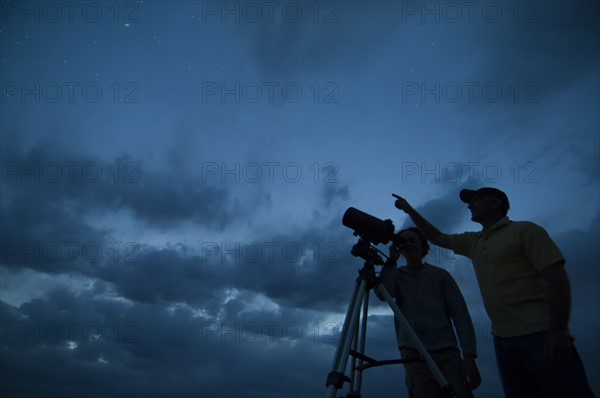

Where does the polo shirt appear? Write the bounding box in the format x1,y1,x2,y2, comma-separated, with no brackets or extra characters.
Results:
448,217,565,337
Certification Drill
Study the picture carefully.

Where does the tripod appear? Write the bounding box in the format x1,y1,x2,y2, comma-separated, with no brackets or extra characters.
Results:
325,262,454,398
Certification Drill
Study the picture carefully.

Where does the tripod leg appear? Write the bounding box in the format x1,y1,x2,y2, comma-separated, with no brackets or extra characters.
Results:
326,279,368,398
374,283,452,394
353,290,370,395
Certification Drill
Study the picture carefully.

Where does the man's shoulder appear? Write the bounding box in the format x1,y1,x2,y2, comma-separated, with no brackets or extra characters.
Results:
508,219,537,227
505,220,547,233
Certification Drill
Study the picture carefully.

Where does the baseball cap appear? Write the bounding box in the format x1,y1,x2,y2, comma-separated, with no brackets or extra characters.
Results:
459,187,510,209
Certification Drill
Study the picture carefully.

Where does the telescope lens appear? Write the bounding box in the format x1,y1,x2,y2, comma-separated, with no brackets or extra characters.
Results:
342,207,394,245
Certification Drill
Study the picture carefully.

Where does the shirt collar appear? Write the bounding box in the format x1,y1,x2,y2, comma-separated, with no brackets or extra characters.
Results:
480,216,510,237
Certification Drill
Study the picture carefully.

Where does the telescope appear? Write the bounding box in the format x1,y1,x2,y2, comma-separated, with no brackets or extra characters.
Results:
342,207,394,245
342,207,399,265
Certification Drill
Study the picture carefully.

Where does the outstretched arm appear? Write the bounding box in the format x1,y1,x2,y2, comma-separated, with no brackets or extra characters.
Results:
392,194,453,249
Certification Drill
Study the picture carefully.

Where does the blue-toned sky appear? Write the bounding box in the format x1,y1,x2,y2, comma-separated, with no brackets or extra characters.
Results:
1,1,598,397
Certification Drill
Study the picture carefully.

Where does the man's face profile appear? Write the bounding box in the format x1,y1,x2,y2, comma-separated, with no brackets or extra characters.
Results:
468,195,502,223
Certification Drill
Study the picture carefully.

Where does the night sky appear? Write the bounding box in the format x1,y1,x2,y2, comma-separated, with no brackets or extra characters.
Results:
1,1,599,397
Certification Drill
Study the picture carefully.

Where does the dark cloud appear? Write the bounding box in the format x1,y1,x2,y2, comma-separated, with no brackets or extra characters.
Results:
1,139,237,228
0,133,268,275
0,285,339,398
399,183,473,233
322,183,350,208
1,210,598,397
